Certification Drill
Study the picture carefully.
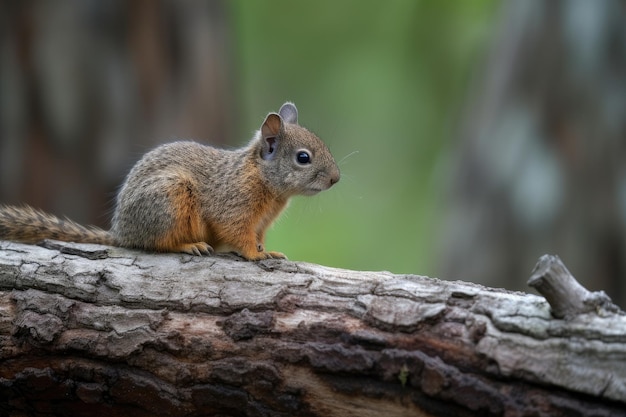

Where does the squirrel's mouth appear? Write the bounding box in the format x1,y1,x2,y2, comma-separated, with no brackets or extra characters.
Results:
300,174,338,196
302,188,323,196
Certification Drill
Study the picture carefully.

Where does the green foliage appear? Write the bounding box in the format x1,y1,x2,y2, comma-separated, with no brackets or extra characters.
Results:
230,0,497,275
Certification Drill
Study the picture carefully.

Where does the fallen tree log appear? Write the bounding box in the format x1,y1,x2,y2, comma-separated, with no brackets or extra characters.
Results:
0,241,625,416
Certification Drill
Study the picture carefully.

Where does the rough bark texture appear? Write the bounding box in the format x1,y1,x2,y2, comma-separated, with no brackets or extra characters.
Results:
1,241,625,417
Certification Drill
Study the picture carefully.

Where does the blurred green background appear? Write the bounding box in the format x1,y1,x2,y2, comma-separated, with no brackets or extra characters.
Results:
231,0,497,274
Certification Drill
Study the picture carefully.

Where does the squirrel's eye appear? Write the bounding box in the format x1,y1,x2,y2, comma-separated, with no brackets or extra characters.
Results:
296,151,311,164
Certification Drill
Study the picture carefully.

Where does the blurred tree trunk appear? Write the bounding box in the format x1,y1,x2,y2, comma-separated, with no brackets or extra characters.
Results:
442,0,626,306
0,1,233,229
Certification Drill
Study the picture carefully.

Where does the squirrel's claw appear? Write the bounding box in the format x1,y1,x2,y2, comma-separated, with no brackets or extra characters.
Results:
266,251,287,259
179,242,214,256
237,249,287,261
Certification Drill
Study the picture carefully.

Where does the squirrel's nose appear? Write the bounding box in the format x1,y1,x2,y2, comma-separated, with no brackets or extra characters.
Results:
329,169,340,187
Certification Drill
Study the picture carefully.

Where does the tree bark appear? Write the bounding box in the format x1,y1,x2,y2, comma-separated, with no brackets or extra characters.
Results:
1,241,625,417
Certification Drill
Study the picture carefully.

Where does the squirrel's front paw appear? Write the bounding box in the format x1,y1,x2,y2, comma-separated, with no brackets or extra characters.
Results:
266,251,287,259
177,242,214,256
254,244,286,260
239,250,287,261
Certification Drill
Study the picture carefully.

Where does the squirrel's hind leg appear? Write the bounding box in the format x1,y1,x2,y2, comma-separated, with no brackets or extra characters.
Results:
144,175,212,256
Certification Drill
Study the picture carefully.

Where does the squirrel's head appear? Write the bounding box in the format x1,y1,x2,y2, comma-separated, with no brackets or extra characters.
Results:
255,102,340,197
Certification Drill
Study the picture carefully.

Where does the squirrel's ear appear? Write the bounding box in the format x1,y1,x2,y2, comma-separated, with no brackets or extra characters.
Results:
260,113,283,160
278,102,298,124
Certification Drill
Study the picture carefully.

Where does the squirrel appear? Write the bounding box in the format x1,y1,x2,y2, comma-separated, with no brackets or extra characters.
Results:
0,102,340,260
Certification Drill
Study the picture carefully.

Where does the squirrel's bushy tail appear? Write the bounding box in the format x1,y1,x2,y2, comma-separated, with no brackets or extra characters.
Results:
0,205,114,245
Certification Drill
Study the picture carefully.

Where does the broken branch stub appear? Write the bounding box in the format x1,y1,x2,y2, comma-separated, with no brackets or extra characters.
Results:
527,254,622,319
